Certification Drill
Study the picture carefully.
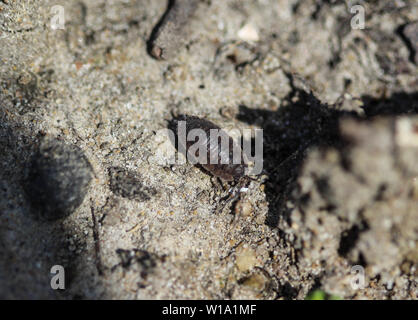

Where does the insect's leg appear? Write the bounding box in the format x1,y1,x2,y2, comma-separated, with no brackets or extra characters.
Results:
217,177,228,192
216,190,239,215
210,176,226,194
216,177,250,215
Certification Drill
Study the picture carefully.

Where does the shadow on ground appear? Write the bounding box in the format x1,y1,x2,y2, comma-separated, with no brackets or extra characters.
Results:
0,105,102,299
237,85,418,229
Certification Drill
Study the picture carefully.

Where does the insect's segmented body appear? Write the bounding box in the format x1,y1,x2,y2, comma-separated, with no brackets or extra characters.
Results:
171,115,247,182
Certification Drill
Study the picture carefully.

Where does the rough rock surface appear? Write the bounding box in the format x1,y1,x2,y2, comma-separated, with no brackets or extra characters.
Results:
0,0,417,299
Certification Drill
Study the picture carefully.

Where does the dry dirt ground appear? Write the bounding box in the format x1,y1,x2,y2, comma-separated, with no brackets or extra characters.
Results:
0,0,417,299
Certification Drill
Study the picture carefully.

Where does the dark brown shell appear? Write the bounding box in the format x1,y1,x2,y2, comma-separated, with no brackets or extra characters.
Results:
169,115,247,181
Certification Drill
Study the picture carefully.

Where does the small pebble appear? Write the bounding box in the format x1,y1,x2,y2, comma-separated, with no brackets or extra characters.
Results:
236,247,258,272
241,273,267,292
235,200,253,217
237,23,259,42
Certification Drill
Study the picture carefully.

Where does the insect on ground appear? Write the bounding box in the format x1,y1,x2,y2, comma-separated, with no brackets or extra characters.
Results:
167,114,258,215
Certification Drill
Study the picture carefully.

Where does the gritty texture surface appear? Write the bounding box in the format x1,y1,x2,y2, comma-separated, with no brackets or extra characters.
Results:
0,0,417,299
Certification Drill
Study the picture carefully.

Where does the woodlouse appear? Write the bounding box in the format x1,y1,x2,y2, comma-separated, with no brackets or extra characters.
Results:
168,115,248,182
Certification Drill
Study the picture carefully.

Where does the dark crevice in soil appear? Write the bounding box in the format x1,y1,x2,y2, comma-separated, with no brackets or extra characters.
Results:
338,221,369,258
396,23,417,65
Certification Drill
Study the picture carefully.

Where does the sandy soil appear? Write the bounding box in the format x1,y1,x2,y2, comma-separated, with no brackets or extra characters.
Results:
0,0,417,299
